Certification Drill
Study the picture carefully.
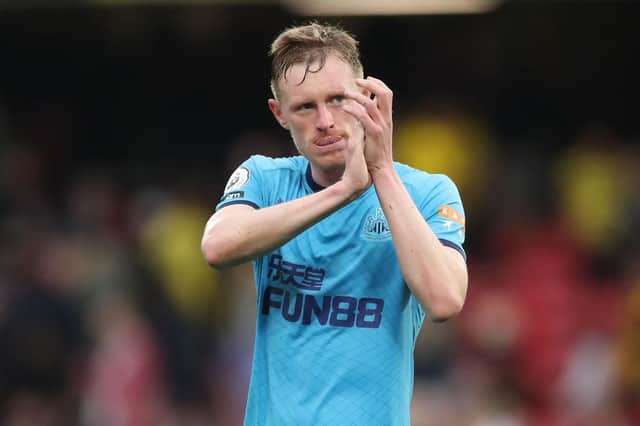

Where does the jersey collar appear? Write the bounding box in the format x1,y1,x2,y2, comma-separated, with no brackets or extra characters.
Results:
305,161,375,198
305,163,326,192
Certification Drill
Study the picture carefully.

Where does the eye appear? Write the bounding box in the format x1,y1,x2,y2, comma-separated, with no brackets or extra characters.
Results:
331,95,345,104
298,102,314,111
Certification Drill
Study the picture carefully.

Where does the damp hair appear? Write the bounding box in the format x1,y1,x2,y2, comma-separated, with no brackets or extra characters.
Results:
269,22,364,99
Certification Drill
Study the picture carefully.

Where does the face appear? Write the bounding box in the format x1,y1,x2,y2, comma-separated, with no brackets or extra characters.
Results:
269,55,363,177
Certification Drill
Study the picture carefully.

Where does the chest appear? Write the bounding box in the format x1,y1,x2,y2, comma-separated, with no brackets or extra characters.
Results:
263,190,400,295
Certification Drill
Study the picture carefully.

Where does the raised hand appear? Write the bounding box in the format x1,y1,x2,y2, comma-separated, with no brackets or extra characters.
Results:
342,77,394,176
340,109,371,199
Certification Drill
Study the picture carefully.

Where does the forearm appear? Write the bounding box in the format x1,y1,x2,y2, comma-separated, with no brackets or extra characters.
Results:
202,180,355,269
371,167,467,321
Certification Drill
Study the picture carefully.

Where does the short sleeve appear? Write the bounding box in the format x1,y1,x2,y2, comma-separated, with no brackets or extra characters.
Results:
215,156,265,211
421,175,467,261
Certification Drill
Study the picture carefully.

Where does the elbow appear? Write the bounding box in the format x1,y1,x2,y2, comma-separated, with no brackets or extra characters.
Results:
427,290,466,323
201,235,235,270
429,302,463,323
424,267,468,322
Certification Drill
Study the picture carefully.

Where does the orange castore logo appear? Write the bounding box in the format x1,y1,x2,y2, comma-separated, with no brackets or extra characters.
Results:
438,205,465,227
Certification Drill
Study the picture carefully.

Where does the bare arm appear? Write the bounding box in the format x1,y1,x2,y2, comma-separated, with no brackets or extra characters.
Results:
343,77,468,321
202,127,370,269
370,167,468,322
202,180,354,269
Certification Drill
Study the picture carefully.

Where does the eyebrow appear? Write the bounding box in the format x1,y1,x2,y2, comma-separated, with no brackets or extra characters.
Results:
289,99,313,111
290,91,346,108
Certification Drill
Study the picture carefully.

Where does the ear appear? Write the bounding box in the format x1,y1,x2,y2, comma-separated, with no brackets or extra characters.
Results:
268,99,288,129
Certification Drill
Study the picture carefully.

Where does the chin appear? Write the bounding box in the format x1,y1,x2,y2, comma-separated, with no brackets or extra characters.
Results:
318,152,346,169
304,153,344,175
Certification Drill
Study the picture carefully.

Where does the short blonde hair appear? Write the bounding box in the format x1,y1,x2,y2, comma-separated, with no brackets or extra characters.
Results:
269,22,363,98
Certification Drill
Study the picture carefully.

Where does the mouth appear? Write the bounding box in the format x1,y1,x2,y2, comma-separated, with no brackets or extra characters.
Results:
315,135,344,147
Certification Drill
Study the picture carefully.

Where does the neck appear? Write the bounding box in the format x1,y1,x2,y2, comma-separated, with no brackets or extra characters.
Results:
309,163,344,188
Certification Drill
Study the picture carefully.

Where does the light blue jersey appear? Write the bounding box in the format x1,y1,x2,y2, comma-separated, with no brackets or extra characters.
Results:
216,155,466,426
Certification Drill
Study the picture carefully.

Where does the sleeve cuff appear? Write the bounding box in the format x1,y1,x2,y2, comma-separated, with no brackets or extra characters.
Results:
439,238,467,262
216,200,260,211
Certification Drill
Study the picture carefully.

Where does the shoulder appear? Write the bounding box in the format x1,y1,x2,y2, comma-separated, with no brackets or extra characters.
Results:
245,155,307,174
394,162,459,194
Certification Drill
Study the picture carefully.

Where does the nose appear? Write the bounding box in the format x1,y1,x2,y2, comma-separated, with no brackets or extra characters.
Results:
315,104,335,131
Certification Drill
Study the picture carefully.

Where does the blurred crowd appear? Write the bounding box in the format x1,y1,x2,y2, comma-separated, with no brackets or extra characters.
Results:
396,104,640,426
1,93,639,426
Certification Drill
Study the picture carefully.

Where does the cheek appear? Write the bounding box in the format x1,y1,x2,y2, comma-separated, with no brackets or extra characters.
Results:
288,124,305,141
287,125,309,152
290,118,316,139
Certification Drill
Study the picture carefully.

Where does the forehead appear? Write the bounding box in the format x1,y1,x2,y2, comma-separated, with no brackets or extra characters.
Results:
278,55,358,101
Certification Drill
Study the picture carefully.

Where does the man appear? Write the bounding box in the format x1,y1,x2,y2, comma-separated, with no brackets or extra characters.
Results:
202,22,468,425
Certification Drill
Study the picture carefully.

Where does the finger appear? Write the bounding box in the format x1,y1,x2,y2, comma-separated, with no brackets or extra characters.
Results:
344,90,384,125
361,77,393,118
342,99,382,136
343,121,365,159
365,76,391,92
356,77,393,119
362,88,374,101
